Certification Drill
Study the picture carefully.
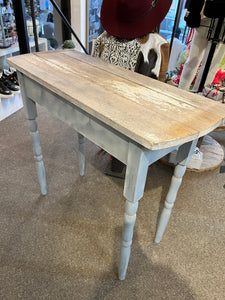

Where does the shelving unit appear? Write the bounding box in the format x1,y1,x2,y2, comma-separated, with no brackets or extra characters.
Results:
0,37,48,69
0,6,14,49
0,93,23,122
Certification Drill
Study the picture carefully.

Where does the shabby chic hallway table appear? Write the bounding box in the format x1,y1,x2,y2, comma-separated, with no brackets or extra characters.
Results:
7,50,225,280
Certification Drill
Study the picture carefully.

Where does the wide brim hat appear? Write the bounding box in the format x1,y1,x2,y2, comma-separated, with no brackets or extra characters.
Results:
100,0,172,39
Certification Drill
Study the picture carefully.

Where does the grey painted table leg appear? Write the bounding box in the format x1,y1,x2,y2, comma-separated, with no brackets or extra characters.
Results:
78,133,85,176
18,72,47,195
119,143,149,280
24,98,47,195
155,139,198,243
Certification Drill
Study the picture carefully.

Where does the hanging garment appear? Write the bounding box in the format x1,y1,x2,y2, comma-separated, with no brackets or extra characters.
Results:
204,0,225,18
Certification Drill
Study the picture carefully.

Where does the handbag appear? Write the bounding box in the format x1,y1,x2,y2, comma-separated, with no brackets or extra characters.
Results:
203,0,225,18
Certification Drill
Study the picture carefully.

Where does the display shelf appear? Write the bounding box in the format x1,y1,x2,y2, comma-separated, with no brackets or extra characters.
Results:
0,37,47,57
0,8,14,49
0,92,23,122
160,135,224,172
0,38,48,69
214,125,225,132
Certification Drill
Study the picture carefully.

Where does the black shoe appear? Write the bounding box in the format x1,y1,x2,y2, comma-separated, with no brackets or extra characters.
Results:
11,71,19,86
0,81,13,98
0,76,20,93
2,69,19,86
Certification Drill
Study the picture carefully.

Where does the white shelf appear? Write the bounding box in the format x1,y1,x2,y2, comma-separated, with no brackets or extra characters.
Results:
0,37,48,56
0,38,48,69
0,92,23,121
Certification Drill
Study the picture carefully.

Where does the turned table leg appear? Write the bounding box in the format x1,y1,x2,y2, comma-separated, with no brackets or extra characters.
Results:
18,72,47,195
119,143,149,280
24,98,47,195
119,200,138,280
155,139,198,243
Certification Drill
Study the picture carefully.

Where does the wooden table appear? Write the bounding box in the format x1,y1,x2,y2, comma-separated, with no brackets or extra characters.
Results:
7,50,225,280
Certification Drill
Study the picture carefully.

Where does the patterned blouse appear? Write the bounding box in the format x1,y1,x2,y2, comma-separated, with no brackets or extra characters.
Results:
91,31,169,82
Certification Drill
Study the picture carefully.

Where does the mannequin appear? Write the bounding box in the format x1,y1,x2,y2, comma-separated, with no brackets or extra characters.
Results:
178,0,225,91
93,0,172,177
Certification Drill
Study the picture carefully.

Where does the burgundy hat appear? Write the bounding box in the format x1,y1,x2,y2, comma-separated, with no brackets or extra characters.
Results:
100,0,172,39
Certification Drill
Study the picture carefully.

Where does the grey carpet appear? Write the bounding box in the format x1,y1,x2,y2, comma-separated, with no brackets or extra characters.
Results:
0,105,225,300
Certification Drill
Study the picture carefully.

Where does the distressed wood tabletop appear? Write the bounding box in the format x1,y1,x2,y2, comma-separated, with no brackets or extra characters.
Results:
7,49,225,150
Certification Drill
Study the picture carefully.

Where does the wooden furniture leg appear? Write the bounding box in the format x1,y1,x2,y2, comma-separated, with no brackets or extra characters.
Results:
155,139,198,243
18,73,47,195
119,142,149,280
24,97,47,195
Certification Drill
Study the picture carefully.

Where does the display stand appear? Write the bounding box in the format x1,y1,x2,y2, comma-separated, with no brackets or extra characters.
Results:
214,125,225,132
168,17,225,172
0,38,48,69
0,7,14,48
0,93,23,122
197,17,225,170
161,135,224,172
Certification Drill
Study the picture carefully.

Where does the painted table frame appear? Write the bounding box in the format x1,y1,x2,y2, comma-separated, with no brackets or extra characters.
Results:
8,51,224,280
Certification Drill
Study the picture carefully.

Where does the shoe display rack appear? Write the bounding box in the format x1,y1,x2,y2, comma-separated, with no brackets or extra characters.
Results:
0,92,23,121
0,68,20,96
0,7,14,48
0,68,22,121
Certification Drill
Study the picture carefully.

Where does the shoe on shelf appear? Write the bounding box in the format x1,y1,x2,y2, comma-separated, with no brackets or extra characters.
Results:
0,81,13,98
0,76,20,93
2,69,19,86
9,68,19,85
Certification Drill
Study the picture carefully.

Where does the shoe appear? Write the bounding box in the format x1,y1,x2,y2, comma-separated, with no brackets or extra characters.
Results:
0,76,20,93
2,69,19,86
0,81,13,98
9,67,19,84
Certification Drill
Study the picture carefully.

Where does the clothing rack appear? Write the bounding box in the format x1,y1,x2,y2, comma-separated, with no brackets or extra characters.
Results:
198,17,225,92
